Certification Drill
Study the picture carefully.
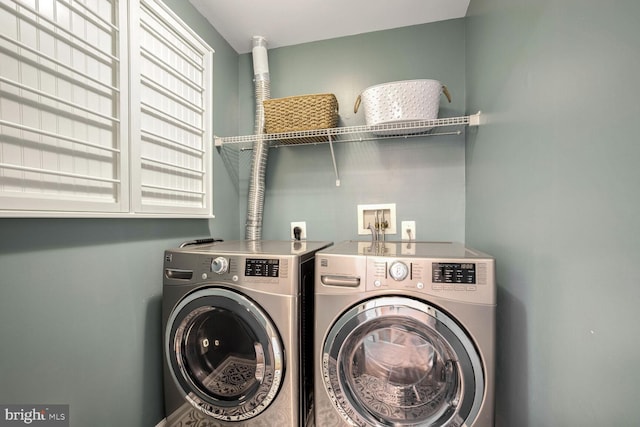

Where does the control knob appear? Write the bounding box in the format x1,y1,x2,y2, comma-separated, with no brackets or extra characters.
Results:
389,261,409,281
211,256,229,274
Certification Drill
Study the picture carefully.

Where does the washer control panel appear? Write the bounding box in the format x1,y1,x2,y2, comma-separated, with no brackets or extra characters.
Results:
365,256,495,304
432,262,476,284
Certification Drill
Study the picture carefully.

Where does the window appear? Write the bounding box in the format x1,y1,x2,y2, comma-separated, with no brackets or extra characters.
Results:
0,0,213,217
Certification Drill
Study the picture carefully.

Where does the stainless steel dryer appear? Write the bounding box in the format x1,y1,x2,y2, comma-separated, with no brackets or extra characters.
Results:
162,240,331,427
314,241,495,427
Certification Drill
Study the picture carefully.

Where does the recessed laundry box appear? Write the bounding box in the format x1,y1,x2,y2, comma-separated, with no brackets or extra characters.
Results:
354,79,452,135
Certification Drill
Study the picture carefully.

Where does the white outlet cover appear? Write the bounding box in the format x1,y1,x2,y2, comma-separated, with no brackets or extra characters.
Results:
401,220,416,240
291,221,307,240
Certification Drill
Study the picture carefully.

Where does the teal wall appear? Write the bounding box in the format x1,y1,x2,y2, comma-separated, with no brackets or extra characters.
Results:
235,21,468,243
465,0,640,425
0,2,239,426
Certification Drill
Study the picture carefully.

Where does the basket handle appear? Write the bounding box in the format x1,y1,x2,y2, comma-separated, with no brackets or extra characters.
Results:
442,85,452,103
354,94,362,114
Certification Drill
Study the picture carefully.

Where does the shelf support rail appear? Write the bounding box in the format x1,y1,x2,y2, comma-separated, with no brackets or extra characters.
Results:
326,131,340,187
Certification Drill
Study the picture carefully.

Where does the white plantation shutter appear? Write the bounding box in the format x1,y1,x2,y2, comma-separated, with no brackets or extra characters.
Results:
0,0,129,213
0,0,213,217
131,0,212,215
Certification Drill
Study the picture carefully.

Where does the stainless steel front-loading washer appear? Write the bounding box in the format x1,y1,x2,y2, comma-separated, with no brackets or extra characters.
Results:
314,241,496,427
162,240,331,426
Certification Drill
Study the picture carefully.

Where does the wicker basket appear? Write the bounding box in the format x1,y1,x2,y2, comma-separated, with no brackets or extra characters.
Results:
263,94,339,134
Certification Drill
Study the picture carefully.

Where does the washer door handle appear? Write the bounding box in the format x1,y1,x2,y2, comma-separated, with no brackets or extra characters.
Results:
444,359,461,405
254,342,265,382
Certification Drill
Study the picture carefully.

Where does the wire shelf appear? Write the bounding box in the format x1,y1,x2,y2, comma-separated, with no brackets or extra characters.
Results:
215,113,480,147
214,112,481,187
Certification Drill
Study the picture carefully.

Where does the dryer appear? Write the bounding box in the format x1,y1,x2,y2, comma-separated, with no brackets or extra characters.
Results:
314,241,495,427
162,240,331,427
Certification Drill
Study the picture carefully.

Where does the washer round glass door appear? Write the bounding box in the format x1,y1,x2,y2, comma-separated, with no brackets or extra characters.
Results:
322,296,484,427
166,287,284,421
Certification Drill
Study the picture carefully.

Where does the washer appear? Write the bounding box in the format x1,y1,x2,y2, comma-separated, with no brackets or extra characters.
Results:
162,240,331,426
314,241,495,427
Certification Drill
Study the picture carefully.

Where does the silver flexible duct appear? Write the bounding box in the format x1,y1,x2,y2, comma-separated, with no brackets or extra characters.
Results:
245,36,270,240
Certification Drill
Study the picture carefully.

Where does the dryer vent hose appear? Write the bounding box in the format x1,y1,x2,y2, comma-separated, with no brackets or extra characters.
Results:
245,36,270,241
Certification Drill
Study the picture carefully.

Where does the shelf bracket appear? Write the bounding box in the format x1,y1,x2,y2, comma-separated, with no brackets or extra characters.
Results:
327,132,340,187
468,111,482,126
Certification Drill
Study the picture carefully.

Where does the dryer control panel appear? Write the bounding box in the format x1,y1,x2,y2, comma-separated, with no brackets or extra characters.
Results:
245,258,280,278
164,252,297,295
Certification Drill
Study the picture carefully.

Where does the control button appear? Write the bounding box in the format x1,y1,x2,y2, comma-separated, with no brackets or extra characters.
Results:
416,282,424,289
432,285,443,291
467,286,477,291
374,280,382,287
232,275,239,282
455,285,465,291
211,256,229,274
201,273,208,280
389,261,409,281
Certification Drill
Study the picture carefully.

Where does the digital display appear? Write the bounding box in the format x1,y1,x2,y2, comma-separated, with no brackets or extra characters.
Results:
245,258,280,277
432,263,476,284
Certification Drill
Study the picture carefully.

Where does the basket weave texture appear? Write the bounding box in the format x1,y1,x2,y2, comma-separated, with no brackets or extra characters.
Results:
263,94,339,134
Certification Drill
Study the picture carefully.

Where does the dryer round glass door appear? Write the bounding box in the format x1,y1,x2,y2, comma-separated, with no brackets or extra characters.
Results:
322,296,484,427
166,288,284,421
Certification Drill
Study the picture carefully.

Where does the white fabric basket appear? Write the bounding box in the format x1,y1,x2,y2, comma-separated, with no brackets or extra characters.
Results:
354,79,451,135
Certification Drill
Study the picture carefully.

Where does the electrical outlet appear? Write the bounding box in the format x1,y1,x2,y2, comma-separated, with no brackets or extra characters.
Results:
401,221,416,240
290,221,307,240
357,203,397,235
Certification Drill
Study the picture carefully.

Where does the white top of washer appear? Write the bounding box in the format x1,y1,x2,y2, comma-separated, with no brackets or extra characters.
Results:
318,240,493,260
